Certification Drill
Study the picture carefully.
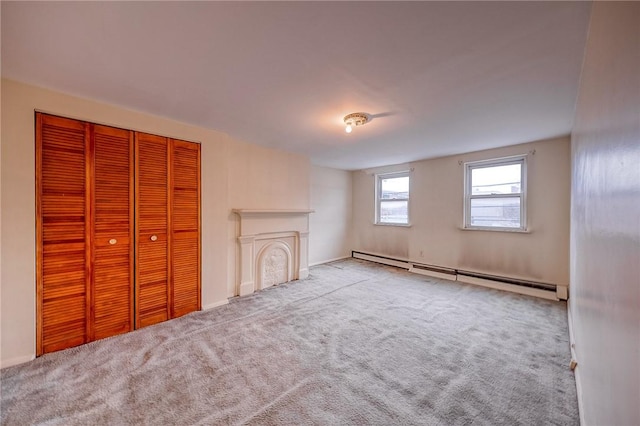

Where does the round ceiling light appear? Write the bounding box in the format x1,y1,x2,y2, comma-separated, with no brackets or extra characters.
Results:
343,112,369,133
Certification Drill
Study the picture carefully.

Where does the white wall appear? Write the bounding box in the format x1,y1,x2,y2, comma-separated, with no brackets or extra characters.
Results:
569,2,640,425
309,166,352,265
352,137,571,286
0,79,310,367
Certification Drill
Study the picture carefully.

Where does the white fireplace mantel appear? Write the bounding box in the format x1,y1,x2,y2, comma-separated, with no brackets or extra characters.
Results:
232,209,314,296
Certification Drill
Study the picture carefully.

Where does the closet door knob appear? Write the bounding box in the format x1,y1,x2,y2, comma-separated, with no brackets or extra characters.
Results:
109,239,117,245
150,235,158,241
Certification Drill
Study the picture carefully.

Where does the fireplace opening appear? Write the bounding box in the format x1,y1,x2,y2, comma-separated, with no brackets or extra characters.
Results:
256,241,293,290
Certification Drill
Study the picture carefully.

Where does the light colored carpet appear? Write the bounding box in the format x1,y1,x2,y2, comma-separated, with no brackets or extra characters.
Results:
1,259,578,425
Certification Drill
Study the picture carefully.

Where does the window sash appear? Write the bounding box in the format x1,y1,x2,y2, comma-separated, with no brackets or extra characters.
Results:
468,196,522,228
376,171,410,225
379,200,409,224
464,156,526,231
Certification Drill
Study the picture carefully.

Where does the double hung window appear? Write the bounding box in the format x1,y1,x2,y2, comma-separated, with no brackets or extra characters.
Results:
376,171,410,225
464,156,526,231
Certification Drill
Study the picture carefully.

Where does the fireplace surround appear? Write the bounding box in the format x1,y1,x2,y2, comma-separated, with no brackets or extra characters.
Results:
232,209,313,296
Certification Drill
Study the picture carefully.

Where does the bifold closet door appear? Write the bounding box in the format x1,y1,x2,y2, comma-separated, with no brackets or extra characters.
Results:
92,125,134,340
36,114,90,354
38,114,200,353
170,139,201,317
135,133,170,327
135,136,201,325
37,114,134,355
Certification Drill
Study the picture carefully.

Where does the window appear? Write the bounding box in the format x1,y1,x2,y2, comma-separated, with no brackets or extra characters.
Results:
464,156,526,231
376,171,410,225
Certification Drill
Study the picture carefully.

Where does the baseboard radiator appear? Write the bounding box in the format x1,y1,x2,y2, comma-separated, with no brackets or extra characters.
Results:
351,251,566,301
351,251,412,269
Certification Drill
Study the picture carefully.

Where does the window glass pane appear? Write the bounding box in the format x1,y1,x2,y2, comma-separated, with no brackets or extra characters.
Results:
380,200,408,224
471,163,521,195
470,197,521,228
381,176,409,200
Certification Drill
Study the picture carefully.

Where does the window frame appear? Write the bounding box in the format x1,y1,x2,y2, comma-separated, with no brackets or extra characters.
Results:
463,155,527,232
375,171,411,226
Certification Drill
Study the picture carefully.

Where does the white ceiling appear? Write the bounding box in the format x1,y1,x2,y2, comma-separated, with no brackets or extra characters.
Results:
1,1,591,170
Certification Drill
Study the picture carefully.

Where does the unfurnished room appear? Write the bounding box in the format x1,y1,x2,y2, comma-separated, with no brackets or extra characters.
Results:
1,2,638,425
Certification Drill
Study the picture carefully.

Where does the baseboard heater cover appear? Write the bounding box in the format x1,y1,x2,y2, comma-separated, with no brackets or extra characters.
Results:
409,263,457,280
456,274,558,301
352,251,410,269
351,251,565,301
456,270,555,291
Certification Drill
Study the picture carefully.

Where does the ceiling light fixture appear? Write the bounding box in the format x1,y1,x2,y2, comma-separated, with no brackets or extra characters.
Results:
343,112,369,134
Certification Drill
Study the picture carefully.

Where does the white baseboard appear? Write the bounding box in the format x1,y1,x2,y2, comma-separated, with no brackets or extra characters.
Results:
309,256,350,267
456,274,558,301
202,299,229,310
1,354,35,369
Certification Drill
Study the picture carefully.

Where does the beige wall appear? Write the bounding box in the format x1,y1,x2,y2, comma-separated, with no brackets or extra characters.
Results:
309,166,352,265
352,137,571,286
569,2,640,425
0,79,310,367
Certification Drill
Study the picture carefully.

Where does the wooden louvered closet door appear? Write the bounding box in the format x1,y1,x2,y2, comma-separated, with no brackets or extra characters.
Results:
92,125,134,340
37,114,134,355
170,139,201,318
36,114,90,354
38,113,200,354
135,133,170,328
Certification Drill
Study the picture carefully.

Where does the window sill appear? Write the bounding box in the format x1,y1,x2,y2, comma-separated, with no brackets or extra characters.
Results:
375,222,412,228
460,226,530,233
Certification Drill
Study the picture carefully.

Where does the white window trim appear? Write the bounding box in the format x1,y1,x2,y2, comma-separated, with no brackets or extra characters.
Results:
463,155,527,232
375,171,411,226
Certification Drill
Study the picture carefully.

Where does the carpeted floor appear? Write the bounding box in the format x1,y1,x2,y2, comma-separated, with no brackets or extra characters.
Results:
1,259,578,425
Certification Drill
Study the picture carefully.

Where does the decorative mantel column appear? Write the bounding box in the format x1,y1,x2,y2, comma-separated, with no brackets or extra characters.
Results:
237,235,256,297
232,209,314,296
